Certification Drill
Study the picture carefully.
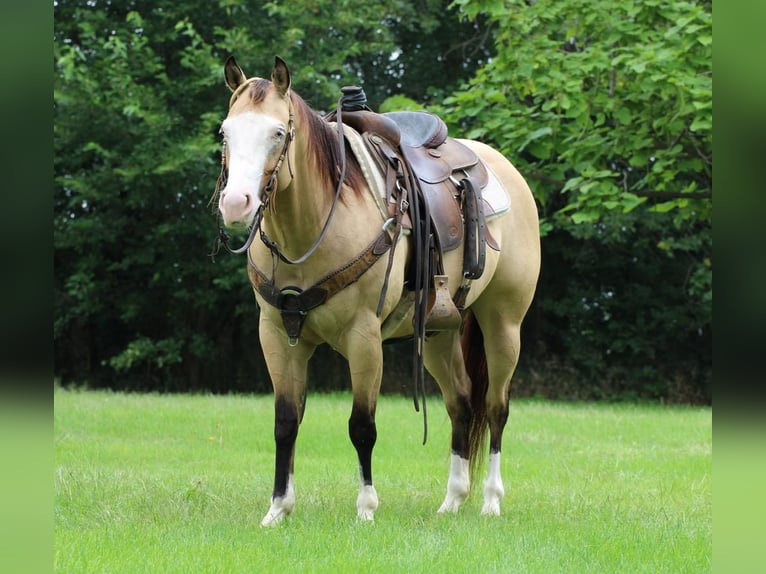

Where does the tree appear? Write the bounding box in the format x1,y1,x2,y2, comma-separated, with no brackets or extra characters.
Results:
53,0,490,392
54,0,712,401
55,3,231,390
437,0,712,400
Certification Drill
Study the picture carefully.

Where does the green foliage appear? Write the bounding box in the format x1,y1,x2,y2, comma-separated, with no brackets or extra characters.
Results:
443,0,712,226
107,336,184,371
535,212,711,401
53,0,711,401
55,0,259,391
379,95,426,113
438,0,712,399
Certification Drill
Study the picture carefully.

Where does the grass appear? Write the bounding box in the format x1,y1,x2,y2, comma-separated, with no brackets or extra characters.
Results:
54,388,711,573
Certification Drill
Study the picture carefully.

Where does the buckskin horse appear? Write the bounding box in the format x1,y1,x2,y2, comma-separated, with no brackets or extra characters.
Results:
213,56,540,526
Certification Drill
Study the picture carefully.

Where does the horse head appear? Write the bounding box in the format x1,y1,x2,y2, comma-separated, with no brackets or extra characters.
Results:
217,56,294,229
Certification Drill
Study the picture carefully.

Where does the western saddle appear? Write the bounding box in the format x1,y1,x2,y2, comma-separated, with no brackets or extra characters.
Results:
327,88,494,333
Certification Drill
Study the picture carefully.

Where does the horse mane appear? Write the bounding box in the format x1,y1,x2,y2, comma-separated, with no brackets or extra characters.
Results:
289,91,367,202
237,79,366,202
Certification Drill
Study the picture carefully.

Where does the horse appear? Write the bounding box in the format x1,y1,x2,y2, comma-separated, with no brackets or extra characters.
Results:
215,56,540,526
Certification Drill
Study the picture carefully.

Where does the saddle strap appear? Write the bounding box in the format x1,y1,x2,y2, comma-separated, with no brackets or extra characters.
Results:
462,176,487,280
248,230,392,342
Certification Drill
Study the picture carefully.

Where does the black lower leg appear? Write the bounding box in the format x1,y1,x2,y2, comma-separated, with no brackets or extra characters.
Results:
273,396,299,498
348,402,377,485
449,393,472,458
488,403,509,454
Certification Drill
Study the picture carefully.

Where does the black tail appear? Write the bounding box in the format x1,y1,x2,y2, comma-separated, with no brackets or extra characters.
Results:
460,311,489,481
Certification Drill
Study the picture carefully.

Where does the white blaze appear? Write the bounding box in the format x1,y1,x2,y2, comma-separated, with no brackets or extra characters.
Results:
219,112,286,227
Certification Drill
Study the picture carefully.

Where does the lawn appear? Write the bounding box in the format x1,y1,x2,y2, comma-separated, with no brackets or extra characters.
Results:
54,388,711,573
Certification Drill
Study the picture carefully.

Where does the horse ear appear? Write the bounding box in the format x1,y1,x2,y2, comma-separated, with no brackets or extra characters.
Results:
224,55,247,92
271,56,291,97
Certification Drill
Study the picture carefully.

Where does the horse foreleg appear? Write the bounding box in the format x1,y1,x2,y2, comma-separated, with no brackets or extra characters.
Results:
423,331,473,514
261,394,300,526
344,323,383,520
259,319,314,526
349,401,378,520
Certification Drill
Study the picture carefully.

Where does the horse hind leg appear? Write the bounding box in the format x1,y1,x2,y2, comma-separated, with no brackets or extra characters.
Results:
423,330,474,514
482,391,510,516
469,307,523,516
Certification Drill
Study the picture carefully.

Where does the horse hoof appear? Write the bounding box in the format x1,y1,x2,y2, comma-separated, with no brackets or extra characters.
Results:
357,509,375,521
260,496,294,527
437,499,462,514
480,502,501,516
260,507,289,527
356,484,378,521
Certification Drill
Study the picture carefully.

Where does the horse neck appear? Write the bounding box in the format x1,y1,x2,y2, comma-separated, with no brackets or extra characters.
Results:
261,133,336,260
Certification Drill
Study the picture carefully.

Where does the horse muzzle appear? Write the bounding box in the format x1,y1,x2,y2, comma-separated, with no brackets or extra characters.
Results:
219,189,260,228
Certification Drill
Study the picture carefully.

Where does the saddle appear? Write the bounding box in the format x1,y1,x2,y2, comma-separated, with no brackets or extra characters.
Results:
338,103,495,332
342,110,496,256
324,87,501,425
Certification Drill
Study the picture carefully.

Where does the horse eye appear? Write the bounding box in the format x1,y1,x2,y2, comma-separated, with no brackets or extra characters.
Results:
275,128,285,140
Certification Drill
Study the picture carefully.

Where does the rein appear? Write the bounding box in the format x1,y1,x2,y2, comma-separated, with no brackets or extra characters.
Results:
210,85,431,443
237,95,396,349
258,97,349,265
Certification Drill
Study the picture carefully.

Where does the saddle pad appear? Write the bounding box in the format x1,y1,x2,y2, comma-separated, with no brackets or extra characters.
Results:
338,123,390,220
477,156,512,220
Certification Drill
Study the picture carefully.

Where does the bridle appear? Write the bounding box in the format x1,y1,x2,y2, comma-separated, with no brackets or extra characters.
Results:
211,92,350,267
211,105,294,257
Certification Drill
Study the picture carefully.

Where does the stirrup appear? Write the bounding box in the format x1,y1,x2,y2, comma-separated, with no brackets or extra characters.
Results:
425,275,462,331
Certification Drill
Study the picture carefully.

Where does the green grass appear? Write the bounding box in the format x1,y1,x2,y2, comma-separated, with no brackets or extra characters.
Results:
54,388,711,573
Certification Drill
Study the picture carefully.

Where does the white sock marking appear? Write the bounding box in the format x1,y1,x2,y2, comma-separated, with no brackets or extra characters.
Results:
481,452,505,515
261,474,295,527
357,483,378,521
437,454,470,514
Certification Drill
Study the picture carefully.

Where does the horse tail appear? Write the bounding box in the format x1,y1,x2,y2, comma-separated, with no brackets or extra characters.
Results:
460,310,488,481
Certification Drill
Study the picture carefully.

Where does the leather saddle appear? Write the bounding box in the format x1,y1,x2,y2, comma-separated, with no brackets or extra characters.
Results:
338,106,495,331
341,110,495,254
